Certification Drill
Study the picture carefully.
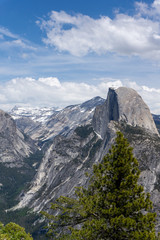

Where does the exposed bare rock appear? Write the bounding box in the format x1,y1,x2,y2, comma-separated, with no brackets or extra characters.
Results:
15,117,41,138
12,125,103,212
93,87,159,138
0,110,37,167
11,97,105,142
11,87,160,233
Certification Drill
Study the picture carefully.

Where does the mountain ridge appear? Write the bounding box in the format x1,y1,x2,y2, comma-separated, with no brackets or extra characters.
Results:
12,87,160,226
0,88,160,236
10,97,105,143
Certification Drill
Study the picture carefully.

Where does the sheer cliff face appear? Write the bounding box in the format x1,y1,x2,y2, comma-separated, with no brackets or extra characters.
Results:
0,110,36,167
12,125,103,212
14,87,160,224
93,87,159,138
116,87,158,134
92,89,119,139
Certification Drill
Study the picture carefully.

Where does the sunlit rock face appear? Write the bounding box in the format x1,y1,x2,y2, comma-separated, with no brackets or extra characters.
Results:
93,87,159,139
13,87,160,233
0,110,36,168
116,87,158,134
11,97,105,142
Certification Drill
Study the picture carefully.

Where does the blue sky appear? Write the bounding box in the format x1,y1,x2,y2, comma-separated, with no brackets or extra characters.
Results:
0,0,160,113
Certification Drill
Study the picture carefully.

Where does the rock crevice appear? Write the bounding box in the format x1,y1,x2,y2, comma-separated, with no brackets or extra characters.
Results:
93,87,159,138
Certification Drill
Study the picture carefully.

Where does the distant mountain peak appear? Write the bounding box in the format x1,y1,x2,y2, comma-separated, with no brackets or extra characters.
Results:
80,96,105,109
9,106,58,123
93,87,159,138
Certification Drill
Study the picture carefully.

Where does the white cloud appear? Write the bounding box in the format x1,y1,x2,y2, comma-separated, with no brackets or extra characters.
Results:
37,1,160,59
11,39,36,50
136,0,160,19
0,77,159,114
0,26,18,39
38,77,61,87
0,26,36,52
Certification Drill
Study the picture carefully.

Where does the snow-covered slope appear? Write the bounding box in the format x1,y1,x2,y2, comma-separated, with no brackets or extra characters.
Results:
9,106,58,123
10,97,105,142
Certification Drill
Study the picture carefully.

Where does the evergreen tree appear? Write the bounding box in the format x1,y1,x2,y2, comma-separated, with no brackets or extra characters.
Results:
0,222,33,239
42,132,158,239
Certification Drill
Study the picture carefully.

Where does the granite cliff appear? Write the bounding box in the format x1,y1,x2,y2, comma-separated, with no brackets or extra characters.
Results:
11,97,105,143
93,87,159,139
0,110,37,168
0,110,42,219
12,86,160,235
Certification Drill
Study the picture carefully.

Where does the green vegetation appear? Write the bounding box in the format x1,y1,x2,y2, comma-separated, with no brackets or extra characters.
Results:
89,139,102,158
75,125,93,139
42,132,158,239
0,208,45,239
0,221,33,239
0,150,43,211
0,150,44,239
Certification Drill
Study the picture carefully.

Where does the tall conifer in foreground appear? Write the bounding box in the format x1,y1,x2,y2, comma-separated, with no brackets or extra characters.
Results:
42,132,157,239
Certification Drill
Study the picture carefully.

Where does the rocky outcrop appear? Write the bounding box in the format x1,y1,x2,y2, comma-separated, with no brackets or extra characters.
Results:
11,97,105,142
0,110,37,168
152,114,160,134
15,117,41,139
0,110,41,218
93,87,159,138
13,87,160,219
12,125,103,212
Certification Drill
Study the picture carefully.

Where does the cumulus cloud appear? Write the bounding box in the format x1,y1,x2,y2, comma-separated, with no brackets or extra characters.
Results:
38,77,61,87
0,77,160,114
37,1,160,59
135,0,160,19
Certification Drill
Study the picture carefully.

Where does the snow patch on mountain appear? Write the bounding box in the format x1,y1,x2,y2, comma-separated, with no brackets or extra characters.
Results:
9,97,105,142
9,106,59,123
